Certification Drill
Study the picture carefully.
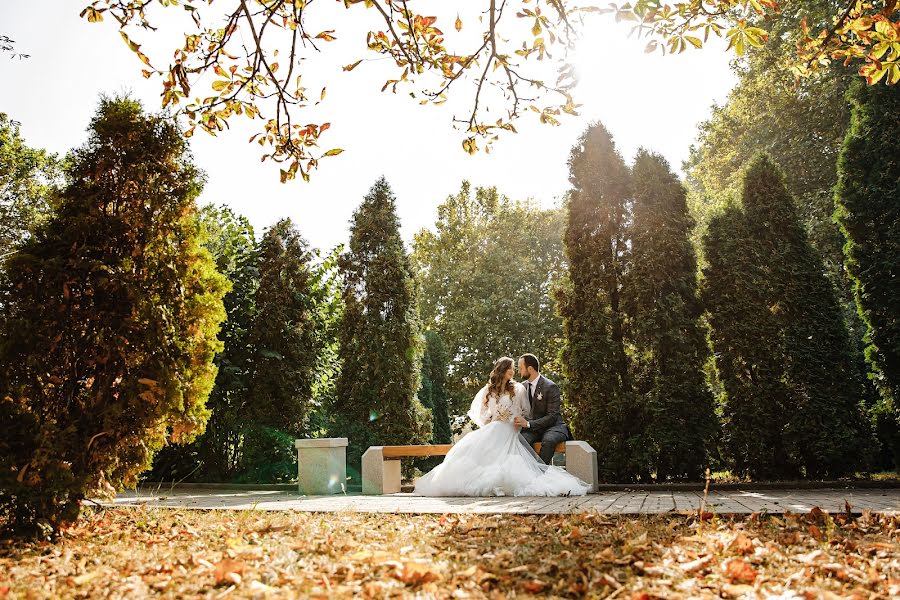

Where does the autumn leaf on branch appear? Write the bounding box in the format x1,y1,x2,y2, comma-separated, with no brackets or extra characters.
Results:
599,0,898,86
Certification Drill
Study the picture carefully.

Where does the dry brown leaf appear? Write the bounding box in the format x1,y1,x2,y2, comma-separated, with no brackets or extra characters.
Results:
392,561,440,586
722,583,756,597
523,579,548,592
723,559,758,583
213,559,245,586
807,506,826,522
680,554,713,573
70,572,100,586
727,532,754,555
596,547,617,562
809,525,824,541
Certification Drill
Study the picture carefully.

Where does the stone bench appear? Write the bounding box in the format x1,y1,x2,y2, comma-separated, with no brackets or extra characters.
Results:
362,440,599,495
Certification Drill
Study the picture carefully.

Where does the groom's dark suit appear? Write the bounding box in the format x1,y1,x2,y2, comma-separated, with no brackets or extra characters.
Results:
520,375,571,465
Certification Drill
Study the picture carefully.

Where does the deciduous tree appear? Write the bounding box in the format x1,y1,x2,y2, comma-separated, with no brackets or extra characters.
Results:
412,182,566,417
0,113,61,253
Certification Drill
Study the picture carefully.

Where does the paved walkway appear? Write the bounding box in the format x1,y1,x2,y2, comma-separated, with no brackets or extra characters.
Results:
109,487,900,515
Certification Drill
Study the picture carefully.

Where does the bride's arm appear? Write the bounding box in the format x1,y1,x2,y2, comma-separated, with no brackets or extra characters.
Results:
466,386,492,427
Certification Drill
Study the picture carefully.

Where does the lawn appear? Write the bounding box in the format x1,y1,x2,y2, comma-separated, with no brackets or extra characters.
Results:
0,507,897,598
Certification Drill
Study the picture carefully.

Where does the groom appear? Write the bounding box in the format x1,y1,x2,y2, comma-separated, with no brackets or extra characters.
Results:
513,353,571,465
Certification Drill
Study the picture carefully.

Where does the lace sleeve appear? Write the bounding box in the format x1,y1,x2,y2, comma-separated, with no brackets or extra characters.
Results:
467,386,492,427
512,382,531,419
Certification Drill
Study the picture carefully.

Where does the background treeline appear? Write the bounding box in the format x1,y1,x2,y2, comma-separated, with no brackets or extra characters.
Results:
1,48,897,533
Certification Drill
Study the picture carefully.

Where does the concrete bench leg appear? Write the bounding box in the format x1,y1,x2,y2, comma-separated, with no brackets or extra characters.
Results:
565,441,598,493
362,446,401,495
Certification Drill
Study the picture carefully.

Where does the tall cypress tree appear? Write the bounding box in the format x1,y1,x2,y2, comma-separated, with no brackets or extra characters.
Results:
241,218,323,482
834,81,900,469
704,155,871,479
702,206,793,478
333,178,431,477
557,123,645,481
0,97,227,535
626,150,717,481
742,155,870,477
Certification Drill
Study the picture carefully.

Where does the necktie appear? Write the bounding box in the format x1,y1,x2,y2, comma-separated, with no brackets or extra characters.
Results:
527,382,533,406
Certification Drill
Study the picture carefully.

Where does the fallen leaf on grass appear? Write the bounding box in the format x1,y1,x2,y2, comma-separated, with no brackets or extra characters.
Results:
779,531,802,545
348,550,395,563
807,506,826,522
392,561,440,586
506,565,531,573
794,549,827,564
727,532,754,555
70,572,100,586
722,583,755,597
723,559,757,583
809,525,824,541
214,559,245,586
680,554,713,573
596,547,617,562
248,580,276,593
600,573,622,589
523,579,548,592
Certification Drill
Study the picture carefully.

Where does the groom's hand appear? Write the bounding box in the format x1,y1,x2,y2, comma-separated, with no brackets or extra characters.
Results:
513,416,528,428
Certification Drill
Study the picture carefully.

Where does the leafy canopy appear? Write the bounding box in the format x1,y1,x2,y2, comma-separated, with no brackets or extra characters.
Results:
79,0,897,183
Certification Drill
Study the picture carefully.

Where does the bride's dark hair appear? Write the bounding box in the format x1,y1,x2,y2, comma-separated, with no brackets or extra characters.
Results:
485,357,515,406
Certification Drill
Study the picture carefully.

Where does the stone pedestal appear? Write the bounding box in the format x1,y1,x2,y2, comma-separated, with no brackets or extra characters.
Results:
362,446,402,495
294,438,348,495
565,441,599,493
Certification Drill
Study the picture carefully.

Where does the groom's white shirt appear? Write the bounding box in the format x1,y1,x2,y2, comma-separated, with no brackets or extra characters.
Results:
524,373,540,422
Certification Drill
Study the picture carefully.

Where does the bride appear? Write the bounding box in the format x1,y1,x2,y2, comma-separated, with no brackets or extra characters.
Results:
414,357,590,497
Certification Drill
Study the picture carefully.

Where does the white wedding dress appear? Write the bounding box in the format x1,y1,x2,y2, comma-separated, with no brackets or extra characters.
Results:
414,382,591,497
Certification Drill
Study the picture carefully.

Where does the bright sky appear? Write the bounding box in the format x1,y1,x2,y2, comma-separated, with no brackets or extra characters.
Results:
0,1,736,251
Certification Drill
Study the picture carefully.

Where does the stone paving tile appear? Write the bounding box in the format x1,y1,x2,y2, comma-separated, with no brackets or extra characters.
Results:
108,488,900,515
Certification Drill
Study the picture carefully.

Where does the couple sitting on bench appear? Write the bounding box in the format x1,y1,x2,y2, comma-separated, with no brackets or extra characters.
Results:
413,354,590,497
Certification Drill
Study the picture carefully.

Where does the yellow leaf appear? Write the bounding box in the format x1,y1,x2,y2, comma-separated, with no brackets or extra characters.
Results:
320,87,326,101
455,14,462,32
323,149,344,156
343,60,363,72
212,80,229,91
685,36,703,49
120,31,139,52
532,20,542,36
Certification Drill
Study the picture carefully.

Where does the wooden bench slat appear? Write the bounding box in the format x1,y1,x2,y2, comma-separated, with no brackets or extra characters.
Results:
383,445,453,458
381,441,565,459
